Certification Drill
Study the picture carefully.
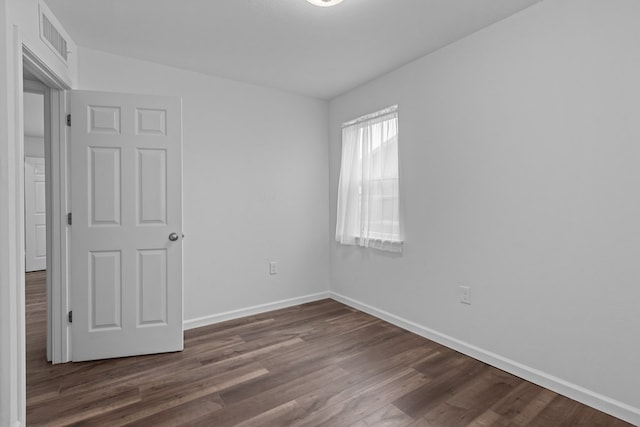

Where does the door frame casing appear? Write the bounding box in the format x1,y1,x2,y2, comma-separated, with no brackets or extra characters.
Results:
22,39,72,364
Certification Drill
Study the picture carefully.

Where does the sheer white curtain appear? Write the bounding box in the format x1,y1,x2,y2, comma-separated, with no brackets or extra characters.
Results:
335,105,402,253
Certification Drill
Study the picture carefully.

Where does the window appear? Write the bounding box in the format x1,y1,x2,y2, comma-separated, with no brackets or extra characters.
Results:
335,105,402,252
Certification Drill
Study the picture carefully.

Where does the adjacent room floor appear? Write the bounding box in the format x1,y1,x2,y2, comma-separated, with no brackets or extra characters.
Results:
26,272,631,426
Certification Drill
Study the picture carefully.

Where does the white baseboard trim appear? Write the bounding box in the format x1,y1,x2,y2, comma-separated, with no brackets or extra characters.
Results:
183,292,331,330
330,292,640,426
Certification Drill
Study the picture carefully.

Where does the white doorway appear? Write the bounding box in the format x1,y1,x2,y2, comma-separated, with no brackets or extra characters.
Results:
22,57,70,365
23,75,54,363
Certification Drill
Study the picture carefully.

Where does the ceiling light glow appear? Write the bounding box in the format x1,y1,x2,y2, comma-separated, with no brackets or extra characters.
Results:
306,0,344,7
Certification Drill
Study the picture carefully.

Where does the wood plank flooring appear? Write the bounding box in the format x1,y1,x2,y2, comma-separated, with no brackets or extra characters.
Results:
26,272,631,426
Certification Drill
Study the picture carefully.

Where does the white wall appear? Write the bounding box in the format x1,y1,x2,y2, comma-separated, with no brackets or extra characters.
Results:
329,0,640,423
23,91,44,137
24,136,44,158
24,91,45,157
78,47,330,324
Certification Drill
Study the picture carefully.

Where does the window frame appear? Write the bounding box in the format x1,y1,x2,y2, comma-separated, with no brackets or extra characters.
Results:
335,105,402,252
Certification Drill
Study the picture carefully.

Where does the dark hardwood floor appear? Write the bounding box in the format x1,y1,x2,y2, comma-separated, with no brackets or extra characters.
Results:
26,271,631,426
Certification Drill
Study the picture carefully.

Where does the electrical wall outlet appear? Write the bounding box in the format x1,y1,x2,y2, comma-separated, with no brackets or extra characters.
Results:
269,261,278,275
459,286,471,305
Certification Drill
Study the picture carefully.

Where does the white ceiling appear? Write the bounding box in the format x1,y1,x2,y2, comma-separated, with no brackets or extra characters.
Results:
44,0,543,99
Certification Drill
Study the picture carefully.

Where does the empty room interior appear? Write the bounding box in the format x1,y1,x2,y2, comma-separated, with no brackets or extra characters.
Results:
1,0,640,426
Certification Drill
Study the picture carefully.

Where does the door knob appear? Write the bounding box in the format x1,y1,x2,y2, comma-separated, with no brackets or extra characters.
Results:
168,232,179,242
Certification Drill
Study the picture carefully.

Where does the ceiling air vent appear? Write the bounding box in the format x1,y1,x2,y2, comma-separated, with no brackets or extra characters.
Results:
39,4,69,63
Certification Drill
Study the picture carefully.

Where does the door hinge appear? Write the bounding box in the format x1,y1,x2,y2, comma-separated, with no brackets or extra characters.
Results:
67,212,72,225
68,310,73,323
66,114,71,127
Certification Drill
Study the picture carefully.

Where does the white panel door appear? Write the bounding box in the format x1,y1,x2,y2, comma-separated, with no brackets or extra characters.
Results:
25,156,47,272
70,90,183,361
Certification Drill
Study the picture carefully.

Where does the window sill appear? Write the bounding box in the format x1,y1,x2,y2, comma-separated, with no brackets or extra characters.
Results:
350,236,404,253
